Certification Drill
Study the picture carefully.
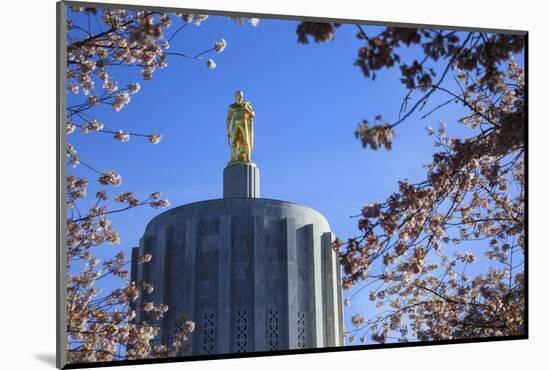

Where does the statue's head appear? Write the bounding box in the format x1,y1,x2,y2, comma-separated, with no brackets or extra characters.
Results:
235,90,244,103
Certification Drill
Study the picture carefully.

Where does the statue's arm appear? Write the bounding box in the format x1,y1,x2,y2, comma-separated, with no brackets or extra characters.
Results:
245,102,255,117
246,103,254,150
226,107,233,134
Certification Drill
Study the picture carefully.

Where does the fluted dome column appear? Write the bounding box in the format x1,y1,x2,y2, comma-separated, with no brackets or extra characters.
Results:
223,162,260,198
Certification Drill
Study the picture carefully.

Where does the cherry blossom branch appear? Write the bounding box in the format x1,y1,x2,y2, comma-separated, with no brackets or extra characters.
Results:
70,200,160,223
388,33,473,130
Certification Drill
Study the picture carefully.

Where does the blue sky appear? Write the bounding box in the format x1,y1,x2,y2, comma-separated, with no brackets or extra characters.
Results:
67,9,524,347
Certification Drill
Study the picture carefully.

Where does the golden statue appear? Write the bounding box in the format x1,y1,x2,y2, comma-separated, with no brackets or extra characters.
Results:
227,90,255,163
